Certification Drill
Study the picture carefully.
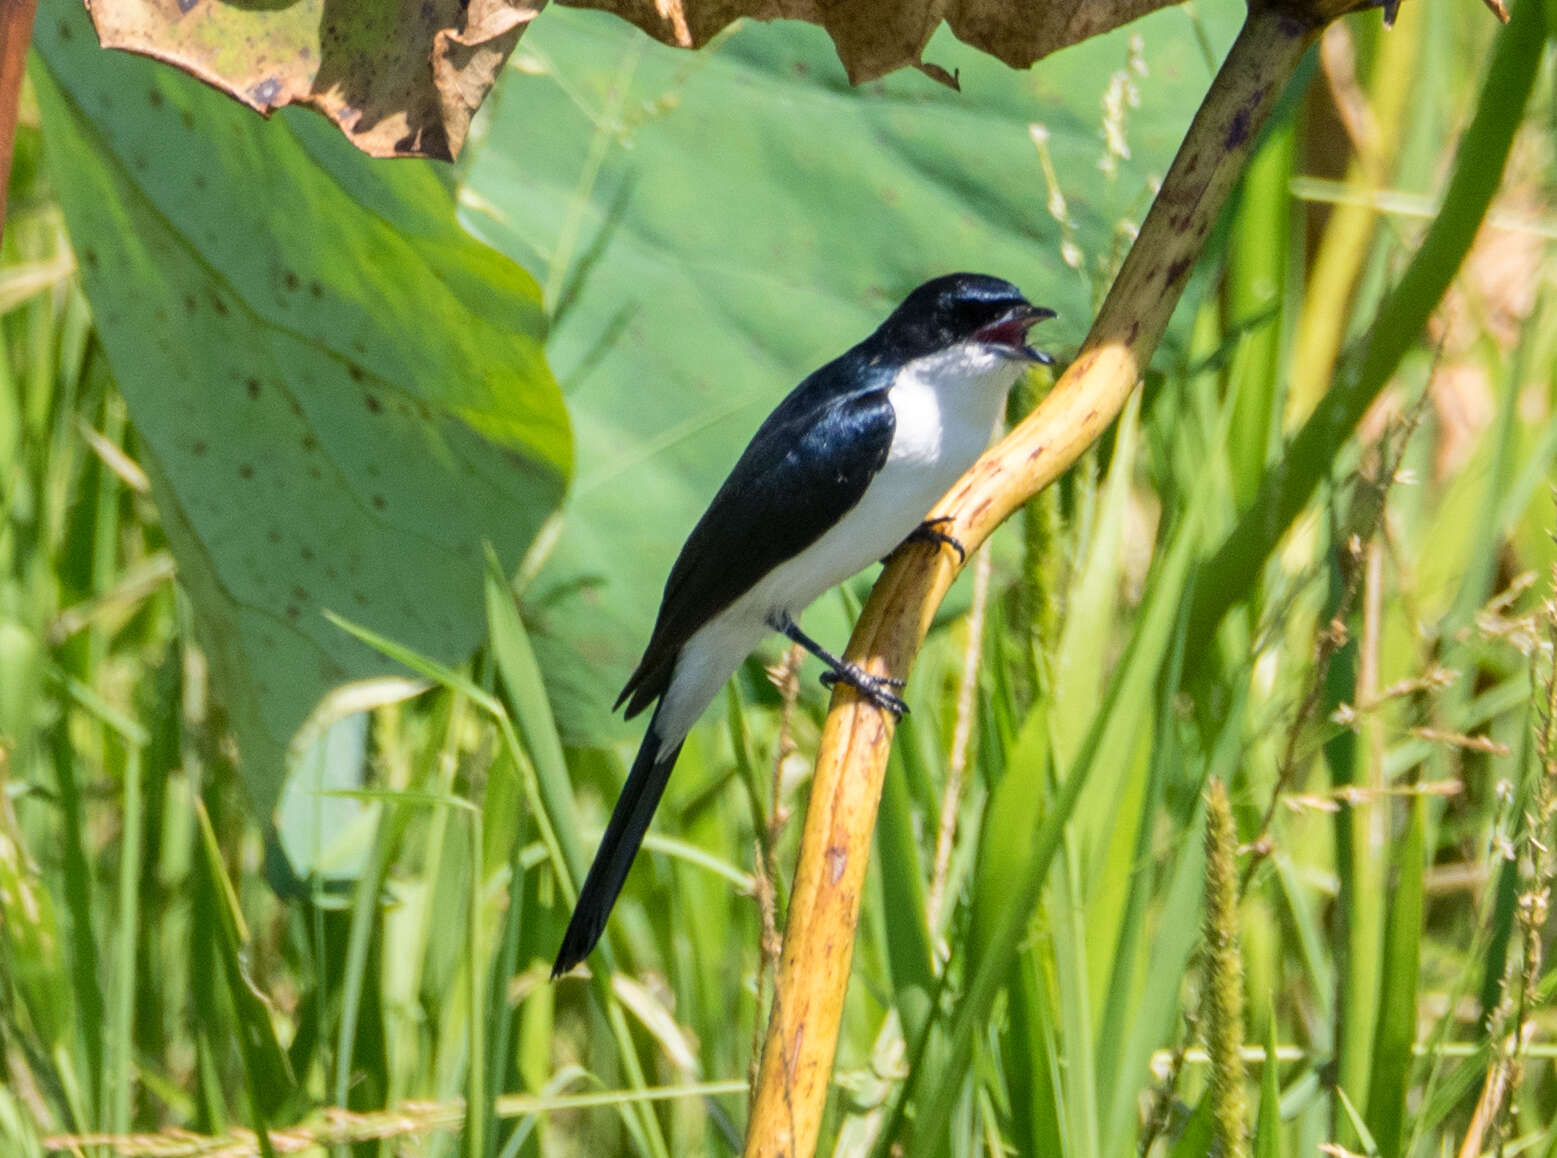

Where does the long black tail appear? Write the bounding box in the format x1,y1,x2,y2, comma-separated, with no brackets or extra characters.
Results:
552,721,683,977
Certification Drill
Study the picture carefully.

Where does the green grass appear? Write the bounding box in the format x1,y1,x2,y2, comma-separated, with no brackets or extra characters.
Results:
2,2,1556,1156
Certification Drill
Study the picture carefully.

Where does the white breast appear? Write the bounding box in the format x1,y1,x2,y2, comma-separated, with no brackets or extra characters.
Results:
746,342,1023,622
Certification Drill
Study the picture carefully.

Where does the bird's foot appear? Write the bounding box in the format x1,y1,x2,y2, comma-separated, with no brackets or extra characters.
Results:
820,666,909,717
900,517,967,565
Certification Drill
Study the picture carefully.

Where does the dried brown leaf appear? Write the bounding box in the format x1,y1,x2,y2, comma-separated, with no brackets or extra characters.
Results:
564,0,1183,83
86,0,1206,161
87,0,540,160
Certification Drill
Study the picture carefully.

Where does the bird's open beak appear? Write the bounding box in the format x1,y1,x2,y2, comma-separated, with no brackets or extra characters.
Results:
976,303,1057,364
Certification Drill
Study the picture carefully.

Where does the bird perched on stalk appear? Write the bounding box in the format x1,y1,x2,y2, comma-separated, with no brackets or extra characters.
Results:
553,273,1055,976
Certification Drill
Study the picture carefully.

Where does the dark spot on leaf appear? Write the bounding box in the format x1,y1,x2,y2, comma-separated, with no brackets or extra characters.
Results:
347,363,365,383
183,293,198,314
324,565,338,579
364,394,382,414
133,155,148,172
57,20,71,39
300,545,315,562
267,528,281,544
291,585,309,602
182,111,196,131
238,464,254,479
286,605,300,619
282,270,300,292
246,377,261,399
371,495,386,510
353,590,369,606
301,435,317,452
308,465,323,480
148,90,164,109
352,339,367,355
210,295,229,316
192,440,207,456
83,249,98,270
309,281,323,298
192,172,205,188
365,463,379,477
288,398,302,417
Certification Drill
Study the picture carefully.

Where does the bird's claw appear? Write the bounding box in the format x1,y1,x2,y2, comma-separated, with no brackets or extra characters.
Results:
902,517,967,565
820,667,909,717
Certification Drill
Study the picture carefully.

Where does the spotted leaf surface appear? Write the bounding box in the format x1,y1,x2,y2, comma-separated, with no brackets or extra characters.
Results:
35,3,570,812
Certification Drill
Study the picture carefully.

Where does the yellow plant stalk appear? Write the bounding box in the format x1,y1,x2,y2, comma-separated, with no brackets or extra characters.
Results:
1288,5,1421,420
744,5,1329,1154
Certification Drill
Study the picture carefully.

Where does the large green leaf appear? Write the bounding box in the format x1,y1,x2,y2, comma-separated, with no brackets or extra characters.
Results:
460,2,1239,741
34,3,571,813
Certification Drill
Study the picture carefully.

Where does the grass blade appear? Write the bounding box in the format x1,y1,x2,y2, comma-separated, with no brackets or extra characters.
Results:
192,801,292,1151
1256,1004,1283,1158
105,744,143,1136
483,547,588,884
1364,796,1424,1158
49,726,104,1124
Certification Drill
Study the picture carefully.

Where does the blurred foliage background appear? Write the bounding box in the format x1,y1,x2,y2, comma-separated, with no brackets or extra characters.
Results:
1,0,1555,1155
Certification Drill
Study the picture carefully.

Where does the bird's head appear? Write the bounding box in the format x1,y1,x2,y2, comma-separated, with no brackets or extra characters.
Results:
876,273,1056,367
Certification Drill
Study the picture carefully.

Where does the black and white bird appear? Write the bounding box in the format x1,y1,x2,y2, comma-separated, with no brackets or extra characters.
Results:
553,273,1054,976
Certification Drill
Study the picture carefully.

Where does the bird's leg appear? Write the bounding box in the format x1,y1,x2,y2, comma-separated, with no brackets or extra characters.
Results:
768,613,909,717
896,517,967,565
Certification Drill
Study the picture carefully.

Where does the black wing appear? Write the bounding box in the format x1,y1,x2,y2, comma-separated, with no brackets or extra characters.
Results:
617,356,897,718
